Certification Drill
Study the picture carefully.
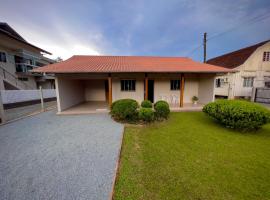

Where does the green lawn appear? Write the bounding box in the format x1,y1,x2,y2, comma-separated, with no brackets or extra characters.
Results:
113,112,270,200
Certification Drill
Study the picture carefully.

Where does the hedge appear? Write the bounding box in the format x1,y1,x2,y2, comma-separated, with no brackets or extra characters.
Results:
110,99,139,122
154,100,170,119
139,108,155,122
203,100,270,131
141,100,152,108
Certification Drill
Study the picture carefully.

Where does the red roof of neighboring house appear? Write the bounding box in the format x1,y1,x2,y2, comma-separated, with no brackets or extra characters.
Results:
207,40,270,69
33,55,232,73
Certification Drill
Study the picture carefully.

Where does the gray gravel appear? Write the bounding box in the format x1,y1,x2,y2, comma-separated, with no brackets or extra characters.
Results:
0,111,124,200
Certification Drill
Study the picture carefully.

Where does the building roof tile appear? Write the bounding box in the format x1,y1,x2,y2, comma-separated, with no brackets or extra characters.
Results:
33,55,232,73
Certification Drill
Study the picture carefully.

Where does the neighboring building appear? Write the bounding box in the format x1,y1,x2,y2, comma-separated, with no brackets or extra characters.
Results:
34,55,231,114
207,40,270,99
0,22,55,90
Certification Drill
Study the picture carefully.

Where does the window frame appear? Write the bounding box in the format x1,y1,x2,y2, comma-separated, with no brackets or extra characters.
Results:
120,79,136,91
243,77,254,87
170,80,180,91
263,52,270,61
0,51,7,63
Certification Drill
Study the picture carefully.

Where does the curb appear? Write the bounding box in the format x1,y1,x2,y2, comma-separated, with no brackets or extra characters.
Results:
109,126,125,200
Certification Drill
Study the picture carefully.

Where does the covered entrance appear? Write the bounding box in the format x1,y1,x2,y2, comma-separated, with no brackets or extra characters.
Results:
55,74,112,114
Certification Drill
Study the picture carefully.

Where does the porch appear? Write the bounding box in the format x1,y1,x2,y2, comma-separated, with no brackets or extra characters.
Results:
55,73,215,114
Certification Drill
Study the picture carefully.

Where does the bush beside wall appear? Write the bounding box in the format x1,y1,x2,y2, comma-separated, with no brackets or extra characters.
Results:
203,100,270,131
154,100,170,120
141,100,152,108
110,99,139,122
139,108,155,122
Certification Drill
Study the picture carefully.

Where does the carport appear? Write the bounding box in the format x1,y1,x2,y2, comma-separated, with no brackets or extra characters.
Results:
55,74,110,114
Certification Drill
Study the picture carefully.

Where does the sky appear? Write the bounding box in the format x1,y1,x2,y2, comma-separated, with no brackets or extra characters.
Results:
0,0,270,61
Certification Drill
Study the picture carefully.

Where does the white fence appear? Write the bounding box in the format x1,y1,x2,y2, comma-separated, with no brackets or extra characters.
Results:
1,89,56,104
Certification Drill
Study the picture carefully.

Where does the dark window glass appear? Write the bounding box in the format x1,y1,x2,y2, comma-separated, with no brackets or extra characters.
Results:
0,52,7,62
18,77,28,81
121,80,136,91
263,52,270,61
170,80,180,90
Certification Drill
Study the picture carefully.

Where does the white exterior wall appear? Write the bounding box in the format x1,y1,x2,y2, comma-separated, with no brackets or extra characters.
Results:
112,79,144,103
153,75,199,104
55,76,84,112
84,80,106,101
214,41,270,99
198,75,215,104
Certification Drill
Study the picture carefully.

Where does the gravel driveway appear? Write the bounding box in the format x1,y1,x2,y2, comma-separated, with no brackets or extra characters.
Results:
0,111,124,200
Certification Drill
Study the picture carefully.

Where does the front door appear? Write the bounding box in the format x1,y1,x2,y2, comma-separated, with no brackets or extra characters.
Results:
148,80,154,103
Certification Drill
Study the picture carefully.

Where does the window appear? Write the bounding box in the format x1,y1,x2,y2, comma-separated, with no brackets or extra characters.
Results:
216,78,225,88
170,80,180,90
243,77,254,87
18,77,28,81
265,82,270,88
0,52,7,62
121,80,136,91
263,52,270,61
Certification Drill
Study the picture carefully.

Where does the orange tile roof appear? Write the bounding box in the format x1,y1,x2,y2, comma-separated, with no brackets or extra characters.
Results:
33,55,232,73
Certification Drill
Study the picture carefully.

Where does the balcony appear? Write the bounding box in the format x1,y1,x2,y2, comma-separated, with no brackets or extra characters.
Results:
15,63,37,74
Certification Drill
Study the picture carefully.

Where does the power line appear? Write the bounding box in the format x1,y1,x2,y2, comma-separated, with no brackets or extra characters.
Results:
186,43,203,56
185,11,270,57
208,12,270,41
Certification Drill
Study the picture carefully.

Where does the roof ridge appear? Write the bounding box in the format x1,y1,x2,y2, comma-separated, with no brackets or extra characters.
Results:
72,55,191,59
207,39,270,61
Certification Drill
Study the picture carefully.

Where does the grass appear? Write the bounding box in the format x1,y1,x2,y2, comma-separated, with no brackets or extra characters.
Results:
113,112,270,200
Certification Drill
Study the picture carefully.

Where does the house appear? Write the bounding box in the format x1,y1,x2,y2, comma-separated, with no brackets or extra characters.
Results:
33,55,231,114
207,40,270,99
0,22,56,90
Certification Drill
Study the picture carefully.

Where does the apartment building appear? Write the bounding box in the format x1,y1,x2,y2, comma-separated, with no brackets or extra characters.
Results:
0,22,55,90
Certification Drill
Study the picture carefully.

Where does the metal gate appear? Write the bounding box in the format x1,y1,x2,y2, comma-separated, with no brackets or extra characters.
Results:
255,88,270,104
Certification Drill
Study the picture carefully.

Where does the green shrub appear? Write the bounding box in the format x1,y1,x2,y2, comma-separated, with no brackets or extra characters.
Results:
141,100,152,108
110,99,139,122
154,100,170,119
203,100,270,131
139,108,155,122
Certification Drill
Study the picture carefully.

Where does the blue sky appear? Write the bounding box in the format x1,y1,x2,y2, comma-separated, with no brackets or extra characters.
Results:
0,0,270,61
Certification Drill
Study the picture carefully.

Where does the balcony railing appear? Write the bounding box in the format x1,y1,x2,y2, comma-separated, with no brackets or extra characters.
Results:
15,63,37,73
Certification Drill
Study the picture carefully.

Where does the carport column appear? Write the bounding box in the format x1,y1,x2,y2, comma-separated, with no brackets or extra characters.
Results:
144,73,148,100
180,73,185,107
108,74,112,107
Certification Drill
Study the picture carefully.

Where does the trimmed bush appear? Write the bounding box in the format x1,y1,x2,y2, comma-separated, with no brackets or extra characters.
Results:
139,108,155,122
110,99,139,122
203,100,270,131
141,100,152,108
154,100,170,119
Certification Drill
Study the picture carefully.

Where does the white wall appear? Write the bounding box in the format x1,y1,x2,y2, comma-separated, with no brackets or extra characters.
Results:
220,41,270,98
112,79,144,103
1,89,56,104
55,76,84,112
198,75,215,104
84,80,106,101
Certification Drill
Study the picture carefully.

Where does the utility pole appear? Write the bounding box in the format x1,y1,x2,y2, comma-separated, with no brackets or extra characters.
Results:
203,32,207,63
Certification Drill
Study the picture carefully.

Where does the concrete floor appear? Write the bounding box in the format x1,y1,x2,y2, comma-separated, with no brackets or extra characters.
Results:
0,111,123,200
170,103,204,112
59,101,109,115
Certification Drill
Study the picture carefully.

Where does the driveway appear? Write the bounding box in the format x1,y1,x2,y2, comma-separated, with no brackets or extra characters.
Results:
0,111,124,200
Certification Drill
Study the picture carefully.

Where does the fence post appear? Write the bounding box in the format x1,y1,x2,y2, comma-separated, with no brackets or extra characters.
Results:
0,90,6,124
39,86,45,112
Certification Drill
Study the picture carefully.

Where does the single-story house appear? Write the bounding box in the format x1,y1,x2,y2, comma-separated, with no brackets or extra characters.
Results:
34,56,231,114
